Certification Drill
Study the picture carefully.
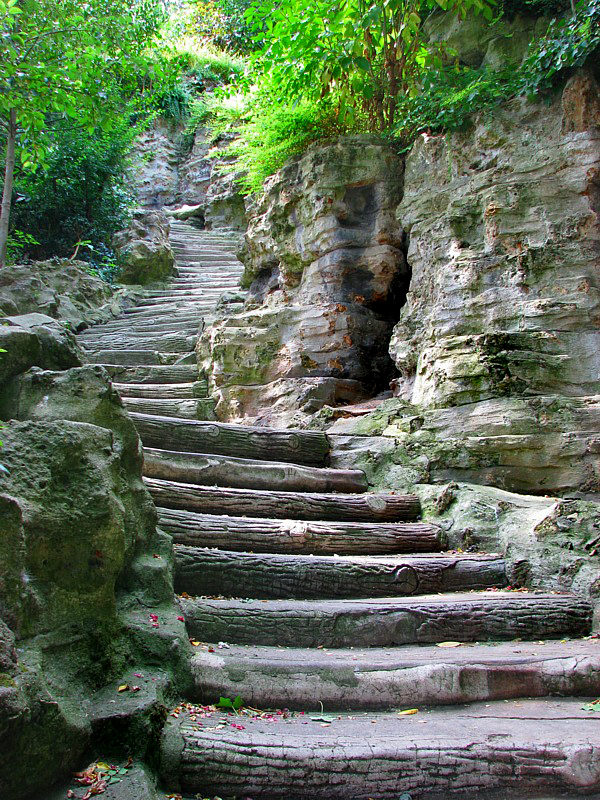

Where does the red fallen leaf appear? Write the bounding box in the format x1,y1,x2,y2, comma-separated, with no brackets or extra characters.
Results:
82,781,107,799
149,614,158,622
131,685,141,692
177,616,184,622
208,646,215,653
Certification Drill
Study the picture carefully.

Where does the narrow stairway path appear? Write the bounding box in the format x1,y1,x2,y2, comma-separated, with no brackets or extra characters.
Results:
79,221,600,799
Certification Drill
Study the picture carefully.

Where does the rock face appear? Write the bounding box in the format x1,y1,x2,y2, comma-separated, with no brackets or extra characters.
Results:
130,121,247,231
198,135,408,424
329,71,600,496
0,323,189,798
114,209,176,284
0,259,118,328
0,313,83,385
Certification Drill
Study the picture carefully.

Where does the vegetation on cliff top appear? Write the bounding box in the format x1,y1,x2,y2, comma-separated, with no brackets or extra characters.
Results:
1,0,598,265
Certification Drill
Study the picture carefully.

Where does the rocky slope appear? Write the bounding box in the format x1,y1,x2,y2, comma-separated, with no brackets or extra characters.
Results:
200,70,600,499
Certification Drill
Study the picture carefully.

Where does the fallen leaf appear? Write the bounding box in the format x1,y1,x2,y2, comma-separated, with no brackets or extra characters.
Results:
398,708,419,716
117,684,129,693
190,640,201,647
436,641,462,648
310,714,336,723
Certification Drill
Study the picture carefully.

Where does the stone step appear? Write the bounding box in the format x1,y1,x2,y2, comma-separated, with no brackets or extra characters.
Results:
189,640,600,710
146,478,421,522
81,333,194,353
143,448,367,493
134,293,224,306
130,413,330,466
123,397,216,420
101,364,200,384
179,592,592,647
174,547,507,599
115,382,207,399
159,698,600,799
122,303,214,318
84,318,201,335
87,349,178,366
158,509,444,555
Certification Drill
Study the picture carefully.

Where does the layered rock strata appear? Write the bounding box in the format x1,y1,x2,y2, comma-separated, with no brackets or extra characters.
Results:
198,135,409,424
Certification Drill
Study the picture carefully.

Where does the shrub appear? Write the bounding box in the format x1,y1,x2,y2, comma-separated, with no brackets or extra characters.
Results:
11,116,139,275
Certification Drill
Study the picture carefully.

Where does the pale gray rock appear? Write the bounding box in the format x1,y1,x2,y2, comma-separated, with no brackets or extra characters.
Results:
114,209,175,284
0,258,119,328
198,135,408,424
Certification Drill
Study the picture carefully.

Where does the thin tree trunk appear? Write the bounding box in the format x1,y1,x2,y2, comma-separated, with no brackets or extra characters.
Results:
0,109,17,267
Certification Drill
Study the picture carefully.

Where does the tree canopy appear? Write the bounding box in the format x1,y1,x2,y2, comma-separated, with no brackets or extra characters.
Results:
0,0,165,265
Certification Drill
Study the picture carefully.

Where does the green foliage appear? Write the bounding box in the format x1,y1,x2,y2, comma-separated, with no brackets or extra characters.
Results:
11,117,138,274
519,0,600,91
393,0,600,144
150,41,246,120
0,0,166,265
245,0,496,130
231,95,345,194
4,229,40,265
192,0,260,54
216,694,244,711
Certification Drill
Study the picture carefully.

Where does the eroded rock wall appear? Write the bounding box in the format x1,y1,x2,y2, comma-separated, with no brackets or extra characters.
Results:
198,135,408,424
0,328,190,798
330,71,600,496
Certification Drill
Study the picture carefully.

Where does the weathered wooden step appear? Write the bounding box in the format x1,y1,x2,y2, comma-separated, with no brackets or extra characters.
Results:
123,397,216,420
147,478,420,522
143,448,367,493
131,413,330,466
174,548,507,599
159,509,444,554
189,640,600,710
159,698,600,799
101,364,200,384
180,592,592,647
115,382,206,399
87,349,177,366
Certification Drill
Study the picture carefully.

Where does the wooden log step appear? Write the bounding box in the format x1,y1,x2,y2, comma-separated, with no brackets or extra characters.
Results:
146,478,420,522
123,397,216,420
143,448,367,493
87,349,178,366
179,592,592,647
158,509,444,555
189,640,600,710
131,413,330,466
174,548,507,599
159,698,600,799
102,364,200,384
115,382,207,399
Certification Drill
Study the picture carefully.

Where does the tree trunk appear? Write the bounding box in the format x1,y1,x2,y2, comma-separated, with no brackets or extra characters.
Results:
0,109,17,267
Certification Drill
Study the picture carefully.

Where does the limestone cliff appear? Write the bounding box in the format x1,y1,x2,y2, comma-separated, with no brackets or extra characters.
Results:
332,70,600,497
198,135,408,424
199,71,599,497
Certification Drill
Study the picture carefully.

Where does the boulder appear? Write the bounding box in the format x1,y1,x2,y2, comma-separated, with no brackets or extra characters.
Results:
0,259,118,329
114,209,175,285
0,313,82,386
198,135,407,424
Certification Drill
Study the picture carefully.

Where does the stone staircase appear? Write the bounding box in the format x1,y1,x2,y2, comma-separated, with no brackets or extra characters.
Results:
79,221,600,799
